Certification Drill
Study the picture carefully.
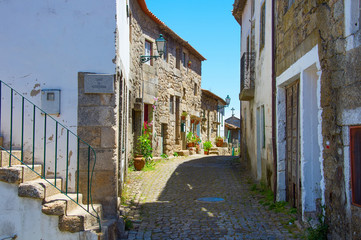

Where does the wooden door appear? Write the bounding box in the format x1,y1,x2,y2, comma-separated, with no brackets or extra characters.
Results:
285,81,301,210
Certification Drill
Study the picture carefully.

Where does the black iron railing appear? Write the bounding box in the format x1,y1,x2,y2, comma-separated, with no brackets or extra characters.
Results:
241,52,255,91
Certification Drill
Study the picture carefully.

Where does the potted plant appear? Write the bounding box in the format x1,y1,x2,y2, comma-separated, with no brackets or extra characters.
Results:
196,144,201,154
216,136,224,147
133,154,145,171
134,123,153,171
186,132,195,148
181,111,188,120
203,141,212,155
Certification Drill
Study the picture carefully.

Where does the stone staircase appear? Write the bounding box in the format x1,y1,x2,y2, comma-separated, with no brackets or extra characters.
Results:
0,149,117,239
209,147,220,155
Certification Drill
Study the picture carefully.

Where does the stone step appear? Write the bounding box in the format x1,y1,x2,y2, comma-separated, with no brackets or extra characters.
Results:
18,178,62,200
210,147,219,151
0,164,42,184
0,150,22,167
59,203,103,232
43,193,84,216
175,150,189,156
208,151,219,155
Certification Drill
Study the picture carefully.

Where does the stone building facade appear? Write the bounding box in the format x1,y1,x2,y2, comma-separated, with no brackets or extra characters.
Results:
129,0,205,157
275,0,361,238
200,89,226,145
234,0,361,238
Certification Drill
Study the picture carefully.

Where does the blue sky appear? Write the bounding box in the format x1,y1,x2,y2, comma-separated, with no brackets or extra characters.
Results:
146,0,240,119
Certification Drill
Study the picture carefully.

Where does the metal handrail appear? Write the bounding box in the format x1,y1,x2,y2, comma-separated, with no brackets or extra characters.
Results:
0,80,101,231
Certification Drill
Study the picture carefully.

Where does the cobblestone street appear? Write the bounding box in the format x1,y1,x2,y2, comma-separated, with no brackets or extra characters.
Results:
121,156,302,239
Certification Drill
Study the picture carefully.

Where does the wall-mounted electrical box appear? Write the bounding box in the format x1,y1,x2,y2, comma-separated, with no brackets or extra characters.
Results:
41,89,61,115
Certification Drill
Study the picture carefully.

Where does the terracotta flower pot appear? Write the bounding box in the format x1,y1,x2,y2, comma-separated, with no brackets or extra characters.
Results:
133,155,145,171
187,142,195,148
216,140,223,147
204,150,209,155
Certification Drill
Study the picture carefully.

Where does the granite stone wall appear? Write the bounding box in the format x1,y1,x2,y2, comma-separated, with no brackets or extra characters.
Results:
276,0,361,238
77,72,119,218
129,0,203,157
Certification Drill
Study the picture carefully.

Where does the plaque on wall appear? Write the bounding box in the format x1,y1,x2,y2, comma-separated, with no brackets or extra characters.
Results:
84,74,114,94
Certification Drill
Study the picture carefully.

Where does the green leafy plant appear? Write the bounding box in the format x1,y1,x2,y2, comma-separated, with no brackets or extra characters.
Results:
173,152,179,157
215,136,224,141
306,206,328,240
161,153,169,160
203,141,212,151
181,111,188,117
186,132,194,143
137,122,153,162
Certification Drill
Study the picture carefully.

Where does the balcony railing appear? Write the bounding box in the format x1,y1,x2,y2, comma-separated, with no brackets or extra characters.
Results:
240,52,255,101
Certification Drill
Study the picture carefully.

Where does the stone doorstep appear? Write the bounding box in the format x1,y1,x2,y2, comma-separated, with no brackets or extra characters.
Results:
208,151,219,155
175,150,189,156
18,178,62,199
0,165,42,184
59,203,103,232
0,150,22,167
43,193,84,216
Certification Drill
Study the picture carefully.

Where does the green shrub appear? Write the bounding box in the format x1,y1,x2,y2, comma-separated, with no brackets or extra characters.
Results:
203,141,212,151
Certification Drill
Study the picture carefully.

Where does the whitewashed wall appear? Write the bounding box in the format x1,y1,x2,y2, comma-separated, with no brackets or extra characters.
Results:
0,0,116,191
0,182,98,240
240,0,273,182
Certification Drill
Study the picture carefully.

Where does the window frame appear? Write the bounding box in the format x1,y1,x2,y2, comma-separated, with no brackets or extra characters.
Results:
144,39,153,66
176,48,181,69
169,95,174,114
260,2,266,51
351,126,361,207
182,52,187,68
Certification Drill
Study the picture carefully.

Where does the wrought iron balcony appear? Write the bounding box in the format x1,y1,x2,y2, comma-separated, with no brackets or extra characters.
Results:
240,52,255,101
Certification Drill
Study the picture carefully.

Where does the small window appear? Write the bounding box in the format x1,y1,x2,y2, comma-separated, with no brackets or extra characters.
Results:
145,40,152,66
251,0,255,18
183,52,187,67
47,92,55,101
194,83,198,95
169,96,174,114
351,126,361,207
260,2,266,50
176,48,180,69
163,42,168,62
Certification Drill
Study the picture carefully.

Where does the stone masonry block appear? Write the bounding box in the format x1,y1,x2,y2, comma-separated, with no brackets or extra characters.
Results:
42,200,67,216
18,182,45,199
78,126,101,148
79,170,117,217
78,148,117,171
78,106,116,127
0,167,22,184
101,127,116,148
59,215,85,233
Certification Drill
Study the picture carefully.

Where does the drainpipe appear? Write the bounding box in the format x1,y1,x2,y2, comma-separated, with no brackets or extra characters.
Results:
271,0,277,203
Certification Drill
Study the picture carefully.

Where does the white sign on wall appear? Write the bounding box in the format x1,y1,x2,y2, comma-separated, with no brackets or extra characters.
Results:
84,74,114,94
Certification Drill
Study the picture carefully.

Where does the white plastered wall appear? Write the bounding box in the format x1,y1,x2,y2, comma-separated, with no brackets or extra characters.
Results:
276,45,325,221
344,0,361,50
0,1,116,191
0,182,98,240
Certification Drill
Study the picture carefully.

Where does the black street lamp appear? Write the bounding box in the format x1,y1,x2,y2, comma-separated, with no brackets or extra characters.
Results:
140,34,166,63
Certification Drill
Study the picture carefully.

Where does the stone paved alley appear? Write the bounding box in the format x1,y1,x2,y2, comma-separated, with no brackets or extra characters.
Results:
121,156,302,240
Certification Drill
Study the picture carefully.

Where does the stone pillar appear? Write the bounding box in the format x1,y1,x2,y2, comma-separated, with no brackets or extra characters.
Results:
77,72,118,218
